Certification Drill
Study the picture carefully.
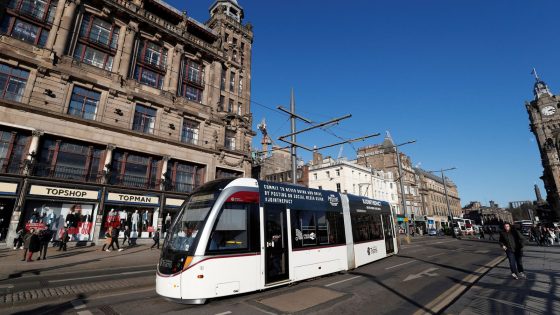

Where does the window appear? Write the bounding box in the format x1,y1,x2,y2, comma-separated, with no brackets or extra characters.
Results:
220,68,226,91
73,13,119,71
336,183,341,193
238,76,243,95
215,168,242,179
291,210,345,248
132,104,156,134
0,63,29,102
181,119,199,145
34,137,103,182
179,59,204,102
110,150,160,189
313,173,317,180
336,170,340,176
134,40,167,89
207,203,259,254
1,0,57,47
0,126,30,174
68,86,100,120
350,211,383,243
165,160,205,193
225,130,235,150
237,102,242,115
218,95,225,112
227,99,234,113
229,71,235,91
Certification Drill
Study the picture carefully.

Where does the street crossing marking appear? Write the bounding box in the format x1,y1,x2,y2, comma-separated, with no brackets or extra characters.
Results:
325,276,362,287
385,260,414,270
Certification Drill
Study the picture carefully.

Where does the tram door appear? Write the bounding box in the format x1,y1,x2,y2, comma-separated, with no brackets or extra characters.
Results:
264,204,289,284
382,214,395,254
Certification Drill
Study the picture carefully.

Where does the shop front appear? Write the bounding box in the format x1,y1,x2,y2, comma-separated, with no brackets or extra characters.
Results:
0,178,20,242
102,191,161,239
21,184,101,242
161,196,186,236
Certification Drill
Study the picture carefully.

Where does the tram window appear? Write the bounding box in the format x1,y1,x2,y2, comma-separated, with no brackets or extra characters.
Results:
206,203,259,254
351,212,383,243
291,210,345,249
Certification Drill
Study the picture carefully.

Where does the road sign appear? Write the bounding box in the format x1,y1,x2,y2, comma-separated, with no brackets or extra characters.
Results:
403,267,439,282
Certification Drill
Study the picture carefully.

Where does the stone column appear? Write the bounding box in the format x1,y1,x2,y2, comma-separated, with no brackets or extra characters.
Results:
52,0,81,57
211,61,223,110
160,155,170,190
112,25,128,74
23,130,43,175
118,21,139,79
44,0,67,50
166,44,183,95
102,144,116,184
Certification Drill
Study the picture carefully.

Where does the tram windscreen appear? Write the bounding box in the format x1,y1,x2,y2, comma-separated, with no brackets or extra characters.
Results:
165,192,216,254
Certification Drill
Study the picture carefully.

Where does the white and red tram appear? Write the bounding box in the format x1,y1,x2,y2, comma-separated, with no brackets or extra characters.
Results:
156,178,398,304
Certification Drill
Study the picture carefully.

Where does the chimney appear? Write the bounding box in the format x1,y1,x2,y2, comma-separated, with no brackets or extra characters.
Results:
312,150,323,166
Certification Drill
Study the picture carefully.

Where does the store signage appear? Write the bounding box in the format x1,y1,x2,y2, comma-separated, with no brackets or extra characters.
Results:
25,222,46,231
147,226,155,232
29,185,99,200
107,192,159,205
0,182,18,195
165,198,185,207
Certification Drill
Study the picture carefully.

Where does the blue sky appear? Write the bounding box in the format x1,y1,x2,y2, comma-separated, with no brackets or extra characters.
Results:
171,0,560,207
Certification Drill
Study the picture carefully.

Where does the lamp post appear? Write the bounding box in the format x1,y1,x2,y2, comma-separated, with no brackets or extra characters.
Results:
394,140,416,236
428,167,457,237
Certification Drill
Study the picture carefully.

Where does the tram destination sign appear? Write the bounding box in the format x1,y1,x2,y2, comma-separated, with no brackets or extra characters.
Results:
259,181,342,212
347,194,390,213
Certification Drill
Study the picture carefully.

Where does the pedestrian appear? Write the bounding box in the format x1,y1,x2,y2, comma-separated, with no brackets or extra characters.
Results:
57,227,69,251
151,229,160,250
487,227,495,240
548,228,556,246
499,222,526,279
102,227,112,252
540,226,548,246
38,229,53,260
555,227,560,244
531,224,542,245
27,230,40,262
479,227,485,240
13,228,24,250
122,226,130,246
21,229,33,261
108,225,123,252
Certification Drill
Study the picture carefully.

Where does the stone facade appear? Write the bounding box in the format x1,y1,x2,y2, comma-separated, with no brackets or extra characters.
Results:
0,0,254,245
526,75,560,221
415,167,461,229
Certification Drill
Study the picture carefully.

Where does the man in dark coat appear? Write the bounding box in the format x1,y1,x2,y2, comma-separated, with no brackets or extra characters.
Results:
499,223,526,279
38,229,53,260
58,227,69,251
27,230,40,262
21,229,33,261
108,226,123,252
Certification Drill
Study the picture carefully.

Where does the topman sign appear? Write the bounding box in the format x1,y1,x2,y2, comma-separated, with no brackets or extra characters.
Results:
106,192,160,205
29,185,99,200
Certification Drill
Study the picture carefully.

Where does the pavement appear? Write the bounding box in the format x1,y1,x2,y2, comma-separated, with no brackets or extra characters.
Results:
0,241,159,309
445,244,560,315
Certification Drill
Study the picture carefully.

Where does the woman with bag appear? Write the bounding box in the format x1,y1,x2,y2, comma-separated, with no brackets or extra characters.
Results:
102,227,113,252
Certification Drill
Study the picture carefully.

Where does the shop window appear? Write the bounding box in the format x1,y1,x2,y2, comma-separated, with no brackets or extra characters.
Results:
215,168,242,179
225,130,236,151
1,0,57,47
0,126,30,174
132,104,156,134
291,210,345,248
73,13,119,71
165,160,205,193
206,203,259,254
101,206,155,239
133,40,167,89
68,86,100,120
34,137,103,182
0,63,30,102
21,201,95,242
181,119,199,145
179,59,204,102
350,211,383,243
110,150,160,189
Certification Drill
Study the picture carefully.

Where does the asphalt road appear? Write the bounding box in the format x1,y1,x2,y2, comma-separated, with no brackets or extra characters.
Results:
8,236,504,315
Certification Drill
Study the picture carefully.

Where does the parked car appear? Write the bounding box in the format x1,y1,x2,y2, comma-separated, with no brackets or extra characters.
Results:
428,228,438,236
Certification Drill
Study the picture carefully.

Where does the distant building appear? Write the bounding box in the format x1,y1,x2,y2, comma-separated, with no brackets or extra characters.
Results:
509,201,533,209
263,165,309,187
463,201,513,225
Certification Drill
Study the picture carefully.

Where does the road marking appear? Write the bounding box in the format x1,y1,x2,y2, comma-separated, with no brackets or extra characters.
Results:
403,268,439,282
215,311,232,315
77,311,93,315
385,260,413,270
49,270,154,283
71,300,86,309
428,253,445,258
325,275,361,287
412,255,505,315
434,240,456,244
0,284,14,289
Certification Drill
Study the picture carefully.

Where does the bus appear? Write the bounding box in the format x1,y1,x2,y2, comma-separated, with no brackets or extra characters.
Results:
156,178,398,304
513,220,533,237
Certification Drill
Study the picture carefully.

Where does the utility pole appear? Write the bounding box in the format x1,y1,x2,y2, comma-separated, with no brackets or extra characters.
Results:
428,167,457,237
290,89,297,184
394,141,416,236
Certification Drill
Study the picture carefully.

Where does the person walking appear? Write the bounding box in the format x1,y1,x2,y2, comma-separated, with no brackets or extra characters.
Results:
479,227,485,240
499,222,526,279
57,227,69,251
21,229,33,261
13,228,24,250
547,228,556,246
151,229,160,250
487,227,495,241
38,229,53,260
108,226,123,252
122,226,130,246
27,230,40,262
531,224,542,245
102,227,112,252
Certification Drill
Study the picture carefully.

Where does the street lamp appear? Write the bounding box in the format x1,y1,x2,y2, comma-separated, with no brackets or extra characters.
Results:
427,167,457,237
394,140,416,236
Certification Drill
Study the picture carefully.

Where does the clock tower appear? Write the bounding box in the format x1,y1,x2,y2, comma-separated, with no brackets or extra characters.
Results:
526,70,560,221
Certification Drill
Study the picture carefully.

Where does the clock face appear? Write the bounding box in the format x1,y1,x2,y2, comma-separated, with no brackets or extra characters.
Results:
541,105,557,116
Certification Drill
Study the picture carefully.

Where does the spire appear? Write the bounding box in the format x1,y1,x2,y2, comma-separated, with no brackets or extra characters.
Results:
531,68,552,99
381,130,396,152
210,0,244,22
535,184,544,202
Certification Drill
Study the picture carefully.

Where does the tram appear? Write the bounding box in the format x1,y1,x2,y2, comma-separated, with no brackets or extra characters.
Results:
156,178,398,304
